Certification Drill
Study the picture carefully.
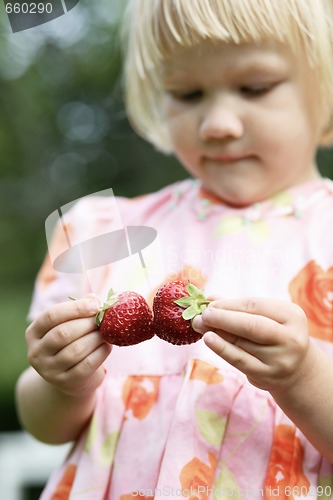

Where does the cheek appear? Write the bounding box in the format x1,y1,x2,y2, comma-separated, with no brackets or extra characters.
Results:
255,103,311,148
167,121,199,174
285,77,323,142
298,72,326,140
163,97,197,139
166,111,197,152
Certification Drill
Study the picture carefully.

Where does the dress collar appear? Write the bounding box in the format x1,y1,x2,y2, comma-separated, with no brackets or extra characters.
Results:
186,177,333,222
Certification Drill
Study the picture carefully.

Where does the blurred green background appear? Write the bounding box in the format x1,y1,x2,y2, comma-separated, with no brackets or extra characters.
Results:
0,0,187,433
0,0,333,434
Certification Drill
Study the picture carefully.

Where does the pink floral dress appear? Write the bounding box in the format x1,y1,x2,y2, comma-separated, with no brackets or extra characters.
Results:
28,177,333,499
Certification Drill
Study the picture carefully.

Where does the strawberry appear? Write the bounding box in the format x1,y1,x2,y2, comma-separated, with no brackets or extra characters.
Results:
95,289,154,346
153,280,210,345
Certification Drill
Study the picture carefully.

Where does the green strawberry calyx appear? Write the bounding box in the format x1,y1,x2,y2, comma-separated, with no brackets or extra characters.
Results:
174,283,210,321
95,288,118,327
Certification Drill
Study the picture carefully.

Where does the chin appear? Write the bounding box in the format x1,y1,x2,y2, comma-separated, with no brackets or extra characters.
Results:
201,175,263,207
209,186,262,208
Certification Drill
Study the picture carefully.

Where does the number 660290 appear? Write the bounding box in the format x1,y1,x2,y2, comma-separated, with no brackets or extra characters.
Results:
5,3,53,14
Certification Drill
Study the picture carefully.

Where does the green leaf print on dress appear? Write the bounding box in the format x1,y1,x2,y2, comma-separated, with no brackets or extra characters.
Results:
196,409,227,446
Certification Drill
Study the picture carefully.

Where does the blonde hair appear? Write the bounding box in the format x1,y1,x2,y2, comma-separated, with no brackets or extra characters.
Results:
122,0,333,153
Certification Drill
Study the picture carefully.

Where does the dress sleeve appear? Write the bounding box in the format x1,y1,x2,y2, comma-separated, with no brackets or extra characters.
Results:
27,212,84,322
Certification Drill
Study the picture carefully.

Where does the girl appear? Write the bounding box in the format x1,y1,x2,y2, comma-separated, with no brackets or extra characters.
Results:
16,0,333,498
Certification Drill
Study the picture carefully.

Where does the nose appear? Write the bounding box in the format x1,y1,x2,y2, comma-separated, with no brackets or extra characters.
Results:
199,94,244,141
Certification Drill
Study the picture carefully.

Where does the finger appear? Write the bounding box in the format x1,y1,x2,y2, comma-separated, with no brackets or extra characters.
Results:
43,317,99,355
55,343,112,396
65,342,112,380
27,298,101,339
201,306,281,344
214,329,271,358
192,315,206,333
192,315,260,353
193,316,239,345
54,331,108,371
203,331,264,377
195,312,273,358
208,297,291,324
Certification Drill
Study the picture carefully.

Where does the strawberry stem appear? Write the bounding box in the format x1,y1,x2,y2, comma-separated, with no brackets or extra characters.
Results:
174,283,211,321
95,288,118,327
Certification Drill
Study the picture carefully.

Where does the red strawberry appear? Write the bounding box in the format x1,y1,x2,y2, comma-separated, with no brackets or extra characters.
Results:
95,289,154,346
153,280,210,345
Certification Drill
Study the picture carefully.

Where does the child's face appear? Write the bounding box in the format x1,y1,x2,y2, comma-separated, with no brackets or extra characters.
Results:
161,41,322,206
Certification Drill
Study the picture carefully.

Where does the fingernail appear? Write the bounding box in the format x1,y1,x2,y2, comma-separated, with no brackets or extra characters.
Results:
204,331,218,347
207,301,217,308
202,307,213,319
192,316,204,333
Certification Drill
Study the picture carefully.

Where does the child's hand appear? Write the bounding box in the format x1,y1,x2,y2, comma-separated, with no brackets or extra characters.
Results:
192,297,310,392
25,296,112,398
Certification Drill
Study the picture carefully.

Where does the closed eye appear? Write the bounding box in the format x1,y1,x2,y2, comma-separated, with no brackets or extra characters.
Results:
169,90,203,102
240,85,273,97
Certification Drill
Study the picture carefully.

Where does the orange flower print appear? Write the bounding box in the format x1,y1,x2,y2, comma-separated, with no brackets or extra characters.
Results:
122,376,160,420
190,359,224,385
289,260,333,342
51,464,77,500
264,425,310,499
180,452,218,499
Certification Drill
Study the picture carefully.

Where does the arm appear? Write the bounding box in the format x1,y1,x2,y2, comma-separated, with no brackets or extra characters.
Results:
269,341,333,462
15,297,112,444
16,367,98,444
193,297,333,463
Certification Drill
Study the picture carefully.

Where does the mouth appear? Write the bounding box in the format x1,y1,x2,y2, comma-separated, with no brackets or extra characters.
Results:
205,154,252,163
